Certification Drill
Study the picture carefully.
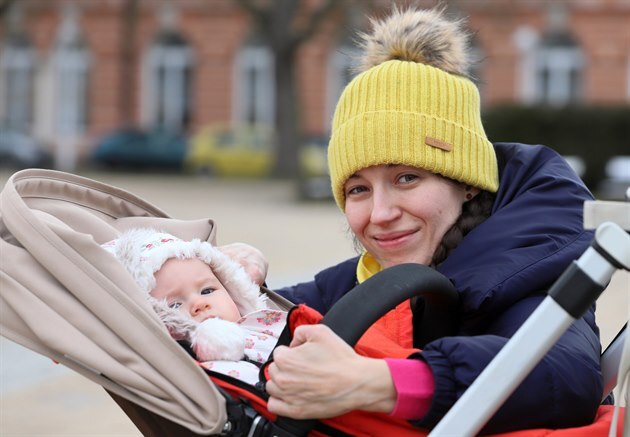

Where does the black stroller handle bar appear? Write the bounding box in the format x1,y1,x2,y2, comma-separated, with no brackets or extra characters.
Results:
272,263,459,437
320,263,459,348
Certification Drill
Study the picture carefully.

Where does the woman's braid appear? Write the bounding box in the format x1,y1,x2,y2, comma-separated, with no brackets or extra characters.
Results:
430,190,495,268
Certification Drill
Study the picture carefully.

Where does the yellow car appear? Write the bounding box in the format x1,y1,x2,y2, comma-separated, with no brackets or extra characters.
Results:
185,124,328,178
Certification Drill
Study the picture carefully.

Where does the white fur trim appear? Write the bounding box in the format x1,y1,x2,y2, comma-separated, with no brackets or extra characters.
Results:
192,318,246,362
195,242,268,315
150,297,197,341
101,228,268,361
102,228,267,315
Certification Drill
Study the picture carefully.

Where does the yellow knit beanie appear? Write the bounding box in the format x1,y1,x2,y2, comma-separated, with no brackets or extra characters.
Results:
328,7,499,210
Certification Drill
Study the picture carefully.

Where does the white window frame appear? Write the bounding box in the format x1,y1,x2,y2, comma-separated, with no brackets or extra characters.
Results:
0,39,36,131
53,46,90,136
514,25,583,106
513,26,540,104
535,45,583,106
232,45,274,127
142,37,193,131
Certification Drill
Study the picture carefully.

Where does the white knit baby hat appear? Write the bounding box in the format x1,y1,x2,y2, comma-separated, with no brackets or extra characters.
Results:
101,228,268,361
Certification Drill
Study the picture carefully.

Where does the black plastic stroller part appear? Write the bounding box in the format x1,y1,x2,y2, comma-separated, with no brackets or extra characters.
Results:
268,263,460,437
320,263,459,348
601,322,627,401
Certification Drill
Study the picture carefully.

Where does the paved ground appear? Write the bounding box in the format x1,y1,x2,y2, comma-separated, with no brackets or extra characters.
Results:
0,169,628,436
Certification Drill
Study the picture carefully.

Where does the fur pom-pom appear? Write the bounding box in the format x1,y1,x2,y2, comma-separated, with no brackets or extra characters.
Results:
192,318,246,362
152,298,246,362
357,6,471,76
150,297,197,341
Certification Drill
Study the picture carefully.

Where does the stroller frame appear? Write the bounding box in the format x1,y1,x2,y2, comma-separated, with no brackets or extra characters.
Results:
431,201,630,436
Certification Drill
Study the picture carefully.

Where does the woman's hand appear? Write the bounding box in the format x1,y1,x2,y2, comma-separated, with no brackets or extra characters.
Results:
218,242,268,285
265,324,397,419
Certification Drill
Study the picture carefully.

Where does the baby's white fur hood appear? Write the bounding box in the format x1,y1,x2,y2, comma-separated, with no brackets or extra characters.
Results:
102,228,268,361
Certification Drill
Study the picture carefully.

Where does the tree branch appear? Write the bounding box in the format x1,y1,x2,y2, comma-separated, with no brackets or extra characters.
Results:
0,0,17,19
291,0,340,48
234,0,271,32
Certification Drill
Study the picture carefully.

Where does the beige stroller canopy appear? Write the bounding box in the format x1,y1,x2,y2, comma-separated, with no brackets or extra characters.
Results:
0,169,231,434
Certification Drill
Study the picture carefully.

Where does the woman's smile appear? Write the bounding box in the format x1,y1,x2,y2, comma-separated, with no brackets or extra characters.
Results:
372,229,418,249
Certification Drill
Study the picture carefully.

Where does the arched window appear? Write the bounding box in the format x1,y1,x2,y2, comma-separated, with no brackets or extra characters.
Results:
52,5,90,136
326,43,358,132
232,36,274,126
514,27,583,106
0,33,36,131
535,32,583,106
143,32,193,131
514,4,583,107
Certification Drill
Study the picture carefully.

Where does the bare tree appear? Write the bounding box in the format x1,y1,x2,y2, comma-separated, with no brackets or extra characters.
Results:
235,0,346,178
0,0,17,18
119,0,139,126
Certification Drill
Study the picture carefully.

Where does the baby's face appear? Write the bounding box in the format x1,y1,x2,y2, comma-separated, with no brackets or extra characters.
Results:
151,258,242,323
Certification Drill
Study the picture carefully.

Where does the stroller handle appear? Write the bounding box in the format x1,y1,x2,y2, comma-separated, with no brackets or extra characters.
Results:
321,263,460,348
274,264,459,437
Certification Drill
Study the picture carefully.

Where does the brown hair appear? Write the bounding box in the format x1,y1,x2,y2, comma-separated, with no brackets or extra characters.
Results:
430,190,495,268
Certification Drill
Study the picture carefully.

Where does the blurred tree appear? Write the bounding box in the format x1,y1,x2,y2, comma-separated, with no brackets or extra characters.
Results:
235,0,347,178
120,0,139,126
0,0,17,18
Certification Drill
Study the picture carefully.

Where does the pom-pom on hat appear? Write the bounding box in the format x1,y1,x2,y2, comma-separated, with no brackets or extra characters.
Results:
328,6,499,210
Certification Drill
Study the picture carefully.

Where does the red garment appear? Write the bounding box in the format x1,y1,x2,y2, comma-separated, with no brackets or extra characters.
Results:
369,299,415,348
218,304,624,436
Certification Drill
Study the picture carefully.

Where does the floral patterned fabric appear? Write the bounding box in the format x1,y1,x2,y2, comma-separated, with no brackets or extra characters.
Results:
199,309,287,385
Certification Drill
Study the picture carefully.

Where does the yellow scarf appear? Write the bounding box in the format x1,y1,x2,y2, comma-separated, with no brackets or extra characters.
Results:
356,251,383,283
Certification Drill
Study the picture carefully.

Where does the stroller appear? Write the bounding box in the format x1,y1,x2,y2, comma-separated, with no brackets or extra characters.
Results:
1,168,628,436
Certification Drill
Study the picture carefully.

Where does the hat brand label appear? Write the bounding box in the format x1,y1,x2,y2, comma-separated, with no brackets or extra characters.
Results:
425,136,453,152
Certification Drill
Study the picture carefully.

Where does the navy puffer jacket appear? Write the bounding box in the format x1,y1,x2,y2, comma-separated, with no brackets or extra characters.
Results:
275,143,603,433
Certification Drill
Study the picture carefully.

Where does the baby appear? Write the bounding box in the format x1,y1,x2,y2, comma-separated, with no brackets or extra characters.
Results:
101,228,286,383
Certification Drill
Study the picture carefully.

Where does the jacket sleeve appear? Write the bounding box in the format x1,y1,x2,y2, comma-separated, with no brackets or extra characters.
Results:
273,256,360,314
414,294,603,433
274,280,328,313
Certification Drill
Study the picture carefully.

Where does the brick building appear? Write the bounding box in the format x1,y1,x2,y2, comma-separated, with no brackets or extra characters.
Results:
1,0,629,169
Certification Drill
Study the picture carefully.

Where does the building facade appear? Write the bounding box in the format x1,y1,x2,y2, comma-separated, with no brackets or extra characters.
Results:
1,0,629,169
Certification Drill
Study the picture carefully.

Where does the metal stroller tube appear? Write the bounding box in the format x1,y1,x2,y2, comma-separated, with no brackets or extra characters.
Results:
429,221,630,437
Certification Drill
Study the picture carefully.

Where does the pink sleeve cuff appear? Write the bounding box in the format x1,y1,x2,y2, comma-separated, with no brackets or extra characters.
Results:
385,358,434,420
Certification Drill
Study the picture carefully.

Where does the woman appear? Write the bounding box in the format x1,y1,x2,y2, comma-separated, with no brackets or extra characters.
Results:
234,7,603,434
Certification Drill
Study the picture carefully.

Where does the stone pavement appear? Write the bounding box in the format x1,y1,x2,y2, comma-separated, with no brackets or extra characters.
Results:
0,169,628,436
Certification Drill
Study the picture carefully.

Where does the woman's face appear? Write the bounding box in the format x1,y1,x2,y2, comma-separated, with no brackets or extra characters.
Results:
344,164,471,268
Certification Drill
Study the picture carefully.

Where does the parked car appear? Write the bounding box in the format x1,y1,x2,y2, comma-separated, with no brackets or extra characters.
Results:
184,124,328,178
597,156,630,200
0,129,53,169
90,128,187,170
